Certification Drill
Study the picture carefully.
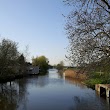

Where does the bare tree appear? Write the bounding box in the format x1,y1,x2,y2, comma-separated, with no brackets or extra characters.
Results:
64,0,110,14
65,0,110,73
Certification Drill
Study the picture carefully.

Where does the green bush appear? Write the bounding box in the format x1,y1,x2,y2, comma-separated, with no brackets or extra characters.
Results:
85,78,103,89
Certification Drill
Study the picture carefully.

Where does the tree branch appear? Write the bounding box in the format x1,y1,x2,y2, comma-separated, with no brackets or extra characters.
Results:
101,0,110,9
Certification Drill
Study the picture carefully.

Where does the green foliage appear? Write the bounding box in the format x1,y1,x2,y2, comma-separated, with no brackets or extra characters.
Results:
32,56,49,72
18,54,26,74
85,71,110,88
18,54,25,65
0,38,19,76
85,78,104,89
56,61,64,70
48,64,53,69
0,38,28,79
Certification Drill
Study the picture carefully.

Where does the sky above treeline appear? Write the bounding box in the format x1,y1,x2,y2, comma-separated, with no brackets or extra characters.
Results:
0,0,73,66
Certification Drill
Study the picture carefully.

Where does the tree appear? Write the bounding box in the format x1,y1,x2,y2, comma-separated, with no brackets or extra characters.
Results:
64,0,110,14
32,56,49,72
0,38,19,76
56,61,64,70
64,0,110,71
18,54,26,74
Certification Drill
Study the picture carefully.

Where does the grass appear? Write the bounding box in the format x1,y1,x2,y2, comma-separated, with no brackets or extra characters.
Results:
85,71,110,89
85,78,103,89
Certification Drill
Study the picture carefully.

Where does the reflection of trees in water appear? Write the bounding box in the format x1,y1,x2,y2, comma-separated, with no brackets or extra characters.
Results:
69,95,109,110
57,71,63,78
65,77,86,89
36,76,49,87
0,83,18,110
64,77,109,110
16,79,28,110
72,96,90,110
0,79,28,110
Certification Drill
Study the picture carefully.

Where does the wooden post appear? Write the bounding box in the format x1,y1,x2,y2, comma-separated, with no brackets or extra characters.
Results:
106,89,109,98
95,84,100,92
63,72,65,80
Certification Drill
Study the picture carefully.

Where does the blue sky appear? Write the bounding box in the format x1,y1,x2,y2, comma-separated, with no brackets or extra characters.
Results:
0,0,72,65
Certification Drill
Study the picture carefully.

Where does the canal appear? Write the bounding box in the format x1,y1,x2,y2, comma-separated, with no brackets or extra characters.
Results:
0,69,109,110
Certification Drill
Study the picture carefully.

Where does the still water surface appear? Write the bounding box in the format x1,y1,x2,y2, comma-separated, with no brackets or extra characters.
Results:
0,69,109,110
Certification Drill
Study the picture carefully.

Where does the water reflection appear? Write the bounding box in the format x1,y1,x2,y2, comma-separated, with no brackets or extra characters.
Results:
0,78,29,110
0,83,18,110
70,95,109,110
0,69,109,110
65,77,86,89
36,75,49,87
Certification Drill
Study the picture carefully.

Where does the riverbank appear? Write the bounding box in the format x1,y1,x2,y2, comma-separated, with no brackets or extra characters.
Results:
0,69,109,110
64,69,87,80
64,69,110,89
63,69,97,88
0,73,39,83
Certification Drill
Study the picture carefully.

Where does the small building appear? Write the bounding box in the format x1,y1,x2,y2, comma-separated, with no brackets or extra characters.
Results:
27,65,40,74
32,66,39,74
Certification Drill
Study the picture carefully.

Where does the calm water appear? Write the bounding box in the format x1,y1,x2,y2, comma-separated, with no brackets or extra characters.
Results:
0,69,109,110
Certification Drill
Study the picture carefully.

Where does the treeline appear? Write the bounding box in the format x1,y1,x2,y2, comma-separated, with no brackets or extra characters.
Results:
0,38,27,80
32,56,49,73
0,38,49,82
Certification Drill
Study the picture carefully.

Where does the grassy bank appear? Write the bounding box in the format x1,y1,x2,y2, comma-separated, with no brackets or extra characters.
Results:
64,69,110,89
64,69,87,80
85,71,110,89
